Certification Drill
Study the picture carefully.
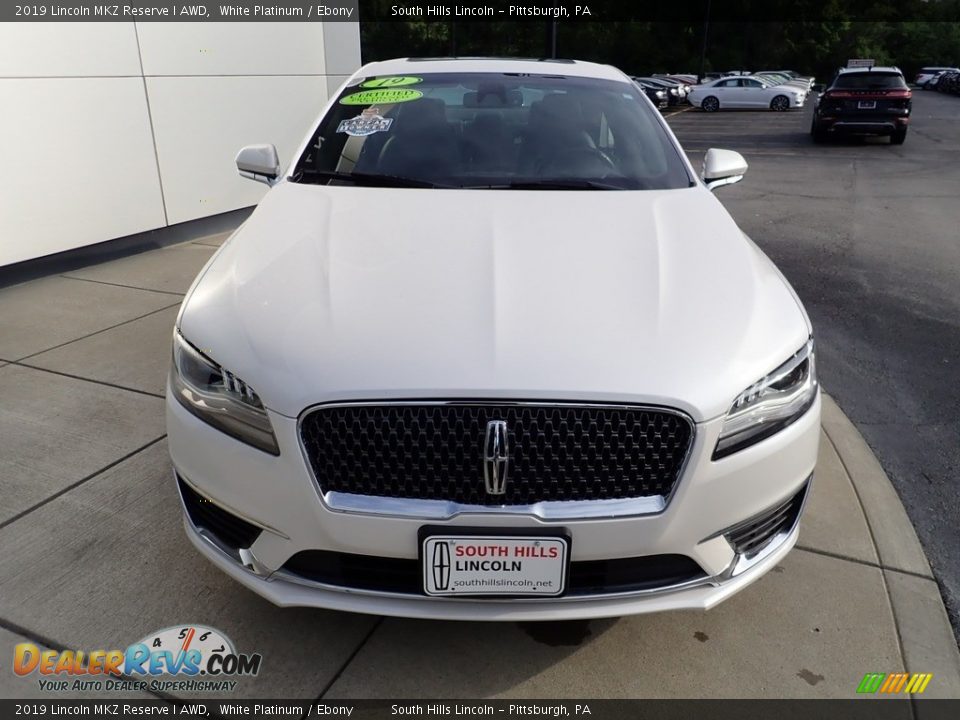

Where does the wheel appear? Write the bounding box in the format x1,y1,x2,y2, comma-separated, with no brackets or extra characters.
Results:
770,95,790,111
891,128,907,145
701,96,720,112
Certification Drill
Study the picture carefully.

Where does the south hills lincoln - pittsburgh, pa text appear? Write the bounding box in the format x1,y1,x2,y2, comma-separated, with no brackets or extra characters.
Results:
390,4,593,18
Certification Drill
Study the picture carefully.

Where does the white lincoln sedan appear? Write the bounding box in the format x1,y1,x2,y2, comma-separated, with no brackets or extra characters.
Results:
688,76,806,111
167,57,820,621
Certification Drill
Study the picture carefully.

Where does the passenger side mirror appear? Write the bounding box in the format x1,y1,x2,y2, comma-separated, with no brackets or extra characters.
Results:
702,148,748,191
236,144,281,186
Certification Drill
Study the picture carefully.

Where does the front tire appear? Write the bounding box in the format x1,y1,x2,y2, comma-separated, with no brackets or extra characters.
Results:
770,95,791,111
701,96,720,112
891,128,907,145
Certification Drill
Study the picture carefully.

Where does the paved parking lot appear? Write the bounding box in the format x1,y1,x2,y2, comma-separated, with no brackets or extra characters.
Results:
1,92,959,702
666,91,960,639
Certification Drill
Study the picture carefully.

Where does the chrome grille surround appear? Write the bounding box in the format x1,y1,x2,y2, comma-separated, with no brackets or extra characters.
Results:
296,401,696,521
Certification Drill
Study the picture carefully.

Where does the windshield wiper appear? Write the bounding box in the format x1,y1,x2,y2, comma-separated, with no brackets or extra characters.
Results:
293,168,452,189
464,178,631,190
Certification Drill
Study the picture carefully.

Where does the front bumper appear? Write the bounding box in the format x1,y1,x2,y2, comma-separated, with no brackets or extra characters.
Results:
167,389,821,620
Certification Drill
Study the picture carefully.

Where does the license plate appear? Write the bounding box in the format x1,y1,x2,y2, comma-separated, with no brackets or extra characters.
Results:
858,100,876,109
422,535,568,597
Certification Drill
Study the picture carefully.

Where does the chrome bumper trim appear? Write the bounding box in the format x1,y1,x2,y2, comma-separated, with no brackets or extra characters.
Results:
718,475,812,579
320,490,665,521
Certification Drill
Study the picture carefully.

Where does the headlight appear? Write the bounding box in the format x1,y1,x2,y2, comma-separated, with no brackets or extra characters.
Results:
713,339,817,459
170,331,280,455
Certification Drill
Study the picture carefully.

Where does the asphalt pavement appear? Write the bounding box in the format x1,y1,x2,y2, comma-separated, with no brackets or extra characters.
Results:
665,90,960,639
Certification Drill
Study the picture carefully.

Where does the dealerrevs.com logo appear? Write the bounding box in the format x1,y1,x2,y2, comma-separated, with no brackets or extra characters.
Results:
13,624,262,693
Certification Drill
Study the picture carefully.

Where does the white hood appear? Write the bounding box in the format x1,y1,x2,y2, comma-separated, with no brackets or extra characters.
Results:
180,182,809,422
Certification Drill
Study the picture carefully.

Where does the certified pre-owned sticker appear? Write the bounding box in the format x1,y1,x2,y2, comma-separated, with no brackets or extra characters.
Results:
337,107,394,137
340,88,423,106
360,76,422,89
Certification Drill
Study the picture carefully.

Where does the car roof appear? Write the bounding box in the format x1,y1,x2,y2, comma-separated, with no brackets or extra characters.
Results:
837,66,902,75
353,57,629,82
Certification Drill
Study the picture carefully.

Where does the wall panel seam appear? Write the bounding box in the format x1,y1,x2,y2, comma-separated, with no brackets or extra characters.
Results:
132,21,169,227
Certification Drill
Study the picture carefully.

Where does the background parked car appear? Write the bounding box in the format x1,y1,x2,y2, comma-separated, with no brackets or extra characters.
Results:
654,73,697,89
754,72,811,94
632,78,669,109
754,71,815,91
937,69,960,94
779,70,816,89
635,76,687,106
688,75,805,111
916,66,959,88
811,66,911,144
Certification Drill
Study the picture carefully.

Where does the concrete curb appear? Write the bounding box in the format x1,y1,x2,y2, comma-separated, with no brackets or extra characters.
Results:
821,394,931,578
820,393,960,698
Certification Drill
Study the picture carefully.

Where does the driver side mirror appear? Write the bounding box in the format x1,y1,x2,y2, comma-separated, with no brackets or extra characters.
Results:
701,148,748,191
236,144,280,186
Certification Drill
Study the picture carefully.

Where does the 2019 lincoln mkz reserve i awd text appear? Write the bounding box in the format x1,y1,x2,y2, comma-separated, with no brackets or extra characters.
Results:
166,57,820,620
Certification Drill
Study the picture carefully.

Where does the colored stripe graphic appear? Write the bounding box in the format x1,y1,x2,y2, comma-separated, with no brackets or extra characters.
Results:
857,672,933,694
857,673,885,693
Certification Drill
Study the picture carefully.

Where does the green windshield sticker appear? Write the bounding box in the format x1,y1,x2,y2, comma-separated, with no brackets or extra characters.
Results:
360,76,422,89
340,89,423,105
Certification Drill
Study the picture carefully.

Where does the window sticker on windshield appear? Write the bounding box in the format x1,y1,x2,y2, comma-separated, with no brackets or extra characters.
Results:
360,76,422,89
340,89,423,105
336,107,394,137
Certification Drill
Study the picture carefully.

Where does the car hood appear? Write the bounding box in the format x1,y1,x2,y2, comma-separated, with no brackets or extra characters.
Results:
180,182,809,421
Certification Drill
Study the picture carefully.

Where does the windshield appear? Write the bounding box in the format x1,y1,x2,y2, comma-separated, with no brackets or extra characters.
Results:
833,72,907,90
291,72,692,190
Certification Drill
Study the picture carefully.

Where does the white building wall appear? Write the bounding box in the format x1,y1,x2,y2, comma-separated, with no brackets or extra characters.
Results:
0,22,360,267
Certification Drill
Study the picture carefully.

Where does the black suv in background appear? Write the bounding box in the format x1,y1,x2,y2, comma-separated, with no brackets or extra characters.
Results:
811,66,912,144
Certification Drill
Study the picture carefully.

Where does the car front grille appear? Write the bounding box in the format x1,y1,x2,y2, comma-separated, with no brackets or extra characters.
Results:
299,403,693,506
281,550,706,597
726,481,809,559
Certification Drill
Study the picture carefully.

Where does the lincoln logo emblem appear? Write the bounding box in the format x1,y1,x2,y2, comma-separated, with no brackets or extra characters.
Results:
432,541,451,590
484,420,510,495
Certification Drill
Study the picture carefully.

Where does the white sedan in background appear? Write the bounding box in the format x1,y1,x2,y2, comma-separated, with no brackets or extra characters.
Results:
689,76,806,112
